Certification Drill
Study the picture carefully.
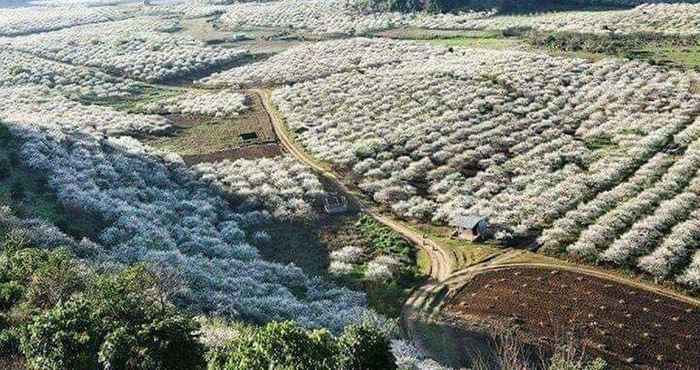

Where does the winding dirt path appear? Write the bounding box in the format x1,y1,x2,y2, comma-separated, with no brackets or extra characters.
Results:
255,88,454,280
253,87,700,368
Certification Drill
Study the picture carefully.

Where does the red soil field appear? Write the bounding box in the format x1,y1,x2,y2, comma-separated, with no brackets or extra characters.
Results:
445,267,699,370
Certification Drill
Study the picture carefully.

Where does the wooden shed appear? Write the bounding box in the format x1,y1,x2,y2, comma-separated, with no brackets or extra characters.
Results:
450,215,489,241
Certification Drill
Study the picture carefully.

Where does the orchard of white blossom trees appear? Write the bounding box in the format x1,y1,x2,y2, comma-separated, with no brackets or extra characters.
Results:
411,3,700,35
0,49,141,99
143,89,248,117
215,0,700,36
193,156,326,222
0,5,132,36
269,38,700,290
8,17,248,83
0,116,379,333
0,86,171,136
201,38,448,87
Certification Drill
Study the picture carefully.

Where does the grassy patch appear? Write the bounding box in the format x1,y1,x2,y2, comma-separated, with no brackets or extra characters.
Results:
146,92,276,158
147,116,257,156
258,222,330,277
625,46,700,71
76,85,182,113
410,222,499,270
357,215,414,258
584,136,615,151
527,30,700,70
427,35,524,50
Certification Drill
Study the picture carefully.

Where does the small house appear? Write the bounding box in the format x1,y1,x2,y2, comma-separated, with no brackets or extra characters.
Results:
450,215,489,241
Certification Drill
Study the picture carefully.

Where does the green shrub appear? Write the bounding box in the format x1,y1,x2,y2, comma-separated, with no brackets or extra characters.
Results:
98,315,205,370
337,323,396,370
21,297,101,370
0,282,24,311
0,246,205,370
209,320,396,370
25,250,84,310
211,321,338,370
0,247,83,310
0,328,20,356
357,216,412,257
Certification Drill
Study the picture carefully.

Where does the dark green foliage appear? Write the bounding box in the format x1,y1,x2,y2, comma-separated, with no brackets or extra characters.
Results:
0,240,205,370
357,215,412,258
210,321,338,370
527,30,700,54
0,283,23,311
0,328,20,356
0,157,10,181
0,247,83,310
210,321,395,370
337,324,396,370
98,314,205,370
19,264,206,370
21,297,102,370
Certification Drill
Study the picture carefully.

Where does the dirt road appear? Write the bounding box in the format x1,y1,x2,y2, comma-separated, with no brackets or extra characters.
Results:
253,88,700,369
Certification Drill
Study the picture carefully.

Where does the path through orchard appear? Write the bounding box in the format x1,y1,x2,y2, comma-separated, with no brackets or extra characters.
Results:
254,88,700,368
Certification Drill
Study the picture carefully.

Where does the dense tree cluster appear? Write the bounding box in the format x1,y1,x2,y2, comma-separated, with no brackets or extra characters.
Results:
0,49,140,100
415,3,700,35
143,89,248,117
208,320,396,370
218,0,410,36
0,87,171,136
1,120,378,332
0,233,206,370
202,38,448,87
271,39,700,289
0,5,132,36
194,156,326,221
8,17,247,83
215,0,700,36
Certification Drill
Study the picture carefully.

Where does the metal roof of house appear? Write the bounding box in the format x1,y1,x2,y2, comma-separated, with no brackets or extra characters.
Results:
449,215,487,229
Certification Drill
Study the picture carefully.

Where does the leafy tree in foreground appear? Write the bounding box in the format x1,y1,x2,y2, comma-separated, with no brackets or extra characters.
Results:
209,321,396,370
0,231,206,370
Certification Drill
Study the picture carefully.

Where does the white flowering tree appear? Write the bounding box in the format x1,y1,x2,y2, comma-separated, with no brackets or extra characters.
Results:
194,156,326,222
269,38,700,287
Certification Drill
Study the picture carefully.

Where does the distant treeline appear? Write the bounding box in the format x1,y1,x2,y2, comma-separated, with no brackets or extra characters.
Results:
356,0,700,13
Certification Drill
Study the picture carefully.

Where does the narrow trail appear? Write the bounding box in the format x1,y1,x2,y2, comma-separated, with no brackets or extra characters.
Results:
254,87,700,367
254,88,454,280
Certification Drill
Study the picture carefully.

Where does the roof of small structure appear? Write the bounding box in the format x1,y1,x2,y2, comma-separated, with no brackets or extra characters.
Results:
449,215,487,229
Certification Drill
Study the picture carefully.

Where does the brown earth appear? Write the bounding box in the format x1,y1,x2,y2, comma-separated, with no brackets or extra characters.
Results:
148,91,281,162
445,267,700,370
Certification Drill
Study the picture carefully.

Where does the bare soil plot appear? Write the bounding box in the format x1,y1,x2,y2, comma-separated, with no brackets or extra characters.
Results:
445,267,700,369
146,92,281,163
